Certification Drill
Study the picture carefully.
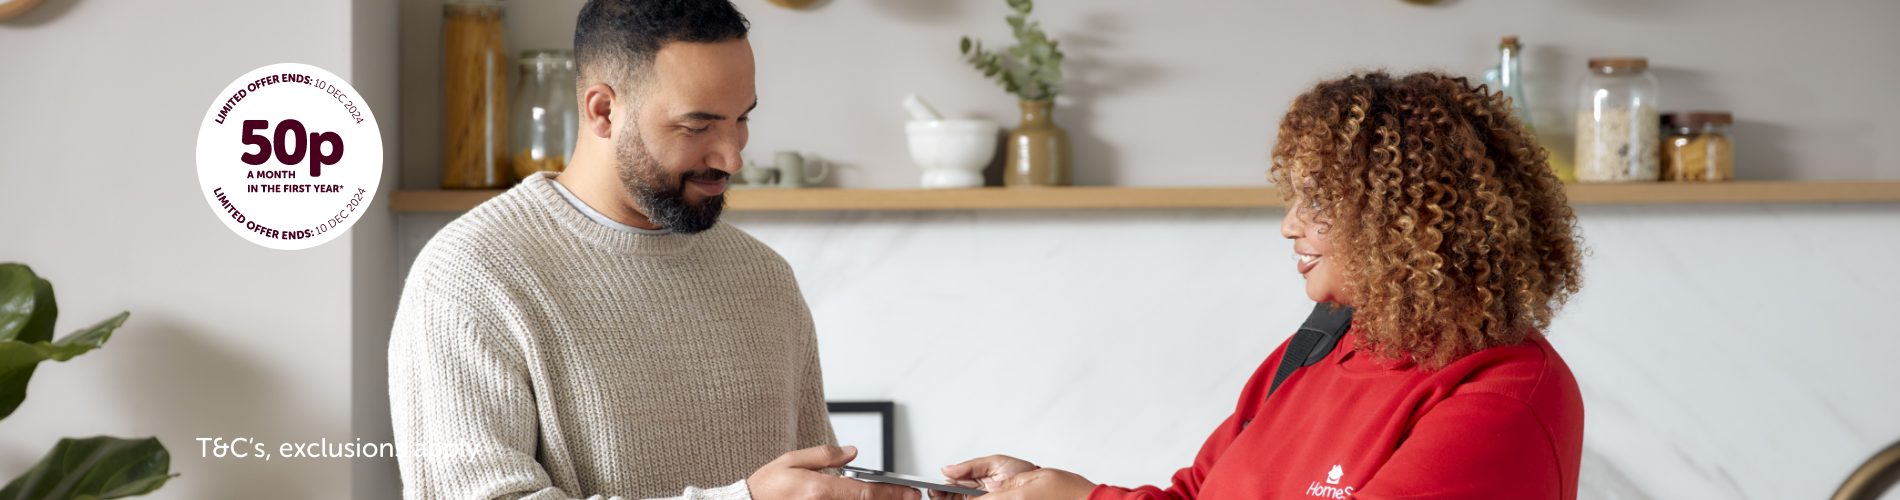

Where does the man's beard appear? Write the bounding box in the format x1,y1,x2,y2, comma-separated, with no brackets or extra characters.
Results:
615,128,728,234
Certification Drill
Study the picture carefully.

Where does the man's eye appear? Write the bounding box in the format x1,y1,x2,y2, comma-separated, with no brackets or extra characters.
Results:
684,126,709,133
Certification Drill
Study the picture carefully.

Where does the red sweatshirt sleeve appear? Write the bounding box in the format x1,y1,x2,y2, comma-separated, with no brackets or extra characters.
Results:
1351,393,1564,499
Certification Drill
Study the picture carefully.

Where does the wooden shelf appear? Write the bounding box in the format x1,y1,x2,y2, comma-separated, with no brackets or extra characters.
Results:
390,181,1900,212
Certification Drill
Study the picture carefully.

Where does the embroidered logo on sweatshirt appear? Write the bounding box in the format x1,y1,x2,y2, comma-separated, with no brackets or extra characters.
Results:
1306,464,1352,499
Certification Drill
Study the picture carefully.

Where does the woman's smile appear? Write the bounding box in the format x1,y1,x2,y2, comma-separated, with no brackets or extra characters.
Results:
1295,251,1323,275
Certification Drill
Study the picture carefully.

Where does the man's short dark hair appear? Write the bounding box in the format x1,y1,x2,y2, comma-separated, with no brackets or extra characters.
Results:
574,0,750,96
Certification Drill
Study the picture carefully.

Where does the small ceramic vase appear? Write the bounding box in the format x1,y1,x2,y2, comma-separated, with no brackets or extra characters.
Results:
1005,100,1071,187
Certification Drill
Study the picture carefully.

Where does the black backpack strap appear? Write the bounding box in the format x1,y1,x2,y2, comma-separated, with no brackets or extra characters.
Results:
1268,302,1354,399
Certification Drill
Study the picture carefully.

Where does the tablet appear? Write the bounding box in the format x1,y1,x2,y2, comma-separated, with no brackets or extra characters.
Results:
842,466,987,496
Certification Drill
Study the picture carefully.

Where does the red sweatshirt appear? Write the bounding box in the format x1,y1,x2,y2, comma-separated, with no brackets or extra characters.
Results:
1091,330,1583,500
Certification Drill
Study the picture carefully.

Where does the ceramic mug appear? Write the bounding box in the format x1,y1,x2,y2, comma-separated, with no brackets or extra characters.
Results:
775,151,829,188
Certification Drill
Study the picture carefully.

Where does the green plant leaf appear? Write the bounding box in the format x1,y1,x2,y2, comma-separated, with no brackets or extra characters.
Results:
0,436,177,500
960,0,1060,100
1042,67,1064,83
0,264,58,344
0,312,129,420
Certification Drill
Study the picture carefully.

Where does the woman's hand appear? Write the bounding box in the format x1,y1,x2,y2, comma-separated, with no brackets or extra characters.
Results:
932,455,1039,500
982,468,1096,500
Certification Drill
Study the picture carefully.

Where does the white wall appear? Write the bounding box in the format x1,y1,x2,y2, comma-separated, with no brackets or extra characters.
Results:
0,0,393,499
399,0,1900,190
351,0,405,498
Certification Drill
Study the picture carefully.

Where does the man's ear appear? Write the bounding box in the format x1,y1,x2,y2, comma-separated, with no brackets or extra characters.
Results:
580,82,617,139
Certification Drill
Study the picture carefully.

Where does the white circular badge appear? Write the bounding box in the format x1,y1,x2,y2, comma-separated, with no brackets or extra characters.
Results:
196,63,382,250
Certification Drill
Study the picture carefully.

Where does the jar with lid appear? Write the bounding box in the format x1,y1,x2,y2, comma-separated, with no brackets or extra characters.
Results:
1661,112,1733,181
512,50,579,180
1574,57,1661,182
442,0,510,189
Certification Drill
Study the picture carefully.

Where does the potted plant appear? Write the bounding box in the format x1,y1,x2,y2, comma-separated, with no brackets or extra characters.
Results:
960,0,1070,187
1,263,176,500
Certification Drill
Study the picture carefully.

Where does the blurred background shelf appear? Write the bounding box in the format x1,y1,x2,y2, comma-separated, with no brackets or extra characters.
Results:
389,180,1900,212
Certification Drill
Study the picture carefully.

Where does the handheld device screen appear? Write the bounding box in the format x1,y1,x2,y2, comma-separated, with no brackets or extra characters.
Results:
842,466,987,496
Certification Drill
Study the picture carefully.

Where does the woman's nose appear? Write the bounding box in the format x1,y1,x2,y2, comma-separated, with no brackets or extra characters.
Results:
1280,206,1303,239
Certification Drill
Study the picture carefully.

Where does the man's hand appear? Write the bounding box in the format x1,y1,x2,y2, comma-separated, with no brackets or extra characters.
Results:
979,468,1095,500
749,445,921,500
930,455,1039,500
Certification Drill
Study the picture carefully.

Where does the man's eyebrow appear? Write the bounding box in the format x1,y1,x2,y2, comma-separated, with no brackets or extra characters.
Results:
677,111,726,121
675,100,759,122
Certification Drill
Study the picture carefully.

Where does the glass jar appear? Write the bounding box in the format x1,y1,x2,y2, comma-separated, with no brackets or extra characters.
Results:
1574,57,1661,182
1661,112,1734,181
511,50,579,180
442,0,510,189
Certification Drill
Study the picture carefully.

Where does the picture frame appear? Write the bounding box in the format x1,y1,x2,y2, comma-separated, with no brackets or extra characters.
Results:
826,401,895,471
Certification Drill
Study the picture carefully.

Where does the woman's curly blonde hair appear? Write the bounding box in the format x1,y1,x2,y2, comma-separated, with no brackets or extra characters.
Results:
1269,71,1584,369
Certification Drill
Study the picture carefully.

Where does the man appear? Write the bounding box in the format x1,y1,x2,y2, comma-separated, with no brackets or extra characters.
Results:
388,2,918,500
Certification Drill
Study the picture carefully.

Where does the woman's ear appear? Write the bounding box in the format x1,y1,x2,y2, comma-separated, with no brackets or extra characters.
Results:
580,82,617,140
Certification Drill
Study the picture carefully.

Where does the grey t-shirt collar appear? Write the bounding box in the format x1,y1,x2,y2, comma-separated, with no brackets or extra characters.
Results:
548,177,671,236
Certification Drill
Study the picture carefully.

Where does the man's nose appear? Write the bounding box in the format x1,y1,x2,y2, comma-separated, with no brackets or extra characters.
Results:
707,129,744,175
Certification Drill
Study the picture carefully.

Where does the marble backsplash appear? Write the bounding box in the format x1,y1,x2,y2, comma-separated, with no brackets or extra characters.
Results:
396,202,1900,499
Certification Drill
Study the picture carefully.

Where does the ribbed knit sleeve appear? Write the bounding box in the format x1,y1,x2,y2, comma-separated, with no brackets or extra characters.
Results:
390,283,762,500
389,284,556,499
790,290,837,453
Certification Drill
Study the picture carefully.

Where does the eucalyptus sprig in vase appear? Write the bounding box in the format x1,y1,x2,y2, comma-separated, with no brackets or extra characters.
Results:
961,0,1069,187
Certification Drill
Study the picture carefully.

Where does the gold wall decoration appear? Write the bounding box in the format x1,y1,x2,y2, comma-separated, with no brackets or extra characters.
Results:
0,0,50,20
765,0,822,9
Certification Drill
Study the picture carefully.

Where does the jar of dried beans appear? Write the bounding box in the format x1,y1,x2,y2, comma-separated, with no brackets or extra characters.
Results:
1575,57,1661,182
442,0,510,189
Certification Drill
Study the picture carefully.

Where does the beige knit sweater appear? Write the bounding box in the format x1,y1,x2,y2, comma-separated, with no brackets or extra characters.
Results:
389,173,835,500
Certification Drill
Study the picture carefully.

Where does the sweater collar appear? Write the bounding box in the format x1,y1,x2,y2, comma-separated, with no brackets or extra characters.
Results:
521,173,704,257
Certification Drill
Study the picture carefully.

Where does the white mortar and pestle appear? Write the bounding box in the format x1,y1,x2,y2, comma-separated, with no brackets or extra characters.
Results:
903,93,998,189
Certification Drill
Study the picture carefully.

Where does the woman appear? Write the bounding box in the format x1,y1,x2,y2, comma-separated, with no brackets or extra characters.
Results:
937,72,1587,499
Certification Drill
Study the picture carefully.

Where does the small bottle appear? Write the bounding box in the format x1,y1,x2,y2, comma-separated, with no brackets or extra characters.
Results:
1574,57,1661,182
1661,112,1733,181
1483,36,1572,182
442,0,510,189
1487,36,1533,131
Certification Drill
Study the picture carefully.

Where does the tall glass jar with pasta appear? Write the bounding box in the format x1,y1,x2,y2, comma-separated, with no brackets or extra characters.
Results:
442,0,509,189
1574,57,1661,182
511,50,578,180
